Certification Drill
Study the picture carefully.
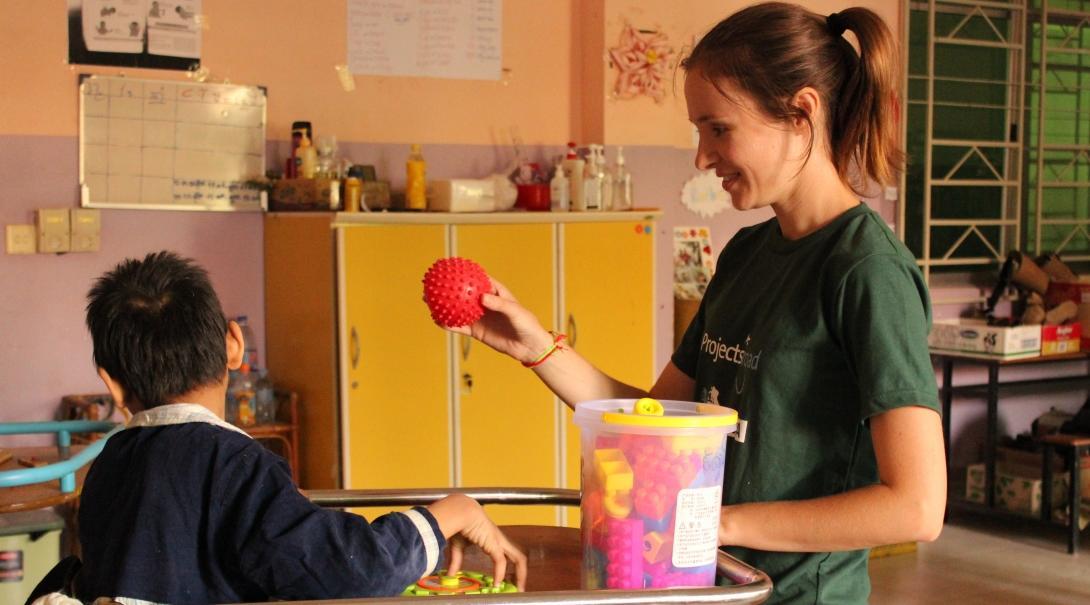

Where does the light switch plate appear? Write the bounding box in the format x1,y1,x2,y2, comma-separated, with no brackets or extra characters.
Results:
5,224,36,254
36,208,70,253
70,208,101,252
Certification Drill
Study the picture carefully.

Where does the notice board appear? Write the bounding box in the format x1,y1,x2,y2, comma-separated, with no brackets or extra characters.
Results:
79,75,266,211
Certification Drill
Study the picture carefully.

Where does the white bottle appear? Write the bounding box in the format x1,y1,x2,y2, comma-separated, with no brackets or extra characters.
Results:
612,145,633,211
583,144,603,211
561,142,586,211
550,162,570,211
600,146,614,211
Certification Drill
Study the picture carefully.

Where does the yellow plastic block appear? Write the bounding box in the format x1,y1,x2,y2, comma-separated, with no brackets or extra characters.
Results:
594,449,633,492
594,448,633,518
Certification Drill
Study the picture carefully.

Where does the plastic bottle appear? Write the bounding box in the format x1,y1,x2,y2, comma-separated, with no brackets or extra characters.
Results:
236,315,259,370
224,376,239,424
344,166,363,212
230,364,257,427
287,121,311,179
406,144,428,211
561,142,586,211
255,369,277,425
583,145,603,211
298,134,317,179
550,161,570,212
597,145,614,210
612,146,633,211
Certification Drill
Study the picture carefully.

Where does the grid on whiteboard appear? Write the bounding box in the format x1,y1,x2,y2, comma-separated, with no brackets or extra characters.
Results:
79,75,266,211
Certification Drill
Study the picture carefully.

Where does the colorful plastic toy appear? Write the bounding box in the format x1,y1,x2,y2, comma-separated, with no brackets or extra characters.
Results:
644,561,710,588
574,397,738,590
604,517,644,589
593,448,633,518
422,257,491,328
402,570,518,596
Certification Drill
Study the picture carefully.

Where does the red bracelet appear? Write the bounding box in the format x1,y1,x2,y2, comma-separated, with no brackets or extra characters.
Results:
522,332,567,368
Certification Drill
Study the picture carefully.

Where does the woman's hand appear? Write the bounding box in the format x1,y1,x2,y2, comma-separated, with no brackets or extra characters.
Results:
450,278,554,364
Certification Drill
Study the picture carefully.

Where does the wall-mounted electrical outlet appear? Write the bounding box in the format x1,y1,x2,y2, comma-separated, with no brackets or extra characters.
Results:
5,224,36,254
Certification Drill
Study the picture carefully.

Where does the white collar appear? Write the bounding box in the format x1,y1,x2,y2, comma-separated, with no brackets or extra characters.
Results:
126,403,251,439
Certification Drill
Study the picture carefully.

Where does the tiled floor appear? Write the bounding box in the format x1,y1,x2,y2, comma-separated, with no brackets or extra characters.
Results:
869,512,1090,604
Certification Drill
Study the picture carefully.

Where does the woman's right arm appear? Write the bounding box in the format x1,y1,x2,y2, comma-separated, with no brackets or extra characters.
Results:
456,280,695,408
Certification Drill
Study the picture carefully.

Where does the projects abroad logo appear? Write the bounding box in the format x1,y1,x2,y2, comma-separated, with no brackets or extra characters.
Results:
700,333,761,370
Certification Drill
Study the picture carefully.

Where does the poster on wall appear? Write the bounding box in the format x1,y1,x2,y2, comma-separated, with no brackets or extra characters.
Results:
347,0,502,80
673,227,715,300
67,0,202,70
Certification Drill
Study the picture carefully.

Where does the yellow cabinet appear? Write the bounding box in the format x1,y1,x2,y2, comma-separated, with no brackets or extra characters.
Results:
340,225,452,496
454,224,557,525
560,220,656,526
265,212,658,526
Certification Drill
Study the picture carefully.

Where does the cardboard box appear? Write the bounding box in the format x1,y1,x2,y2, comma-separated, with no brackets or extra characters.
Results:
1041,323,1081,355
270,178,341,211
928,319,1041,358
1044,280,1090,308
965,463,1068,516
996,446,1090,500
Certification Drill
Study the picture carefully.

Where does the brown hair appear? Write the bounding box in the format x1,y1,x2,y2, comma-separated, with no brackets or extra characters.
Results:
681,2,902,190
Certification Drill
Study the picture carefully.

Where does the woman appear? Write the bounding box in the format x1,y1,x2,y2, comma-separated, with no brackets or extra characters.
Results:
455,4,945,603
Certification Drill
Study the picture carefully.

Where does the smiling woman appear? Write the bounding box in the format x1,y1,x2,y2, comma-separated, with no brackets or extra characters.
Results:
444,3,947,605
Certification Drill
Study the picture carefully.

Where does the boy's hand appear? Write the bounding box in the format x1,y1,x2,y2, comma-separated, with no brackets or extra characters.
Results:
427,494,528,591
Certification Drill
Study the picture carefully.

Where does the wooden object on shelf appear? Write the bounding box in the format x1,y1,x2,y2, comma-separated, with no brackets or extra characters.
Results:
244,390,301,483
1040,433,1090,554
934,350,1090,553
58,394,115,444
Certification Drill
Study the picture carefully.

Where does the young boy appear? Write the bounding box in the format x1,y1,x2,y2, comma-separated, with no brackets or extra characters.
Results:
71,251,525,603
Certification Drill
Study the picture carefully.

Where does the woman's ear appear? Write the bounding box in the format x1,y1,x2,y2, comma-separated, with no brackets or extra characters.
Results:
791,86,822,132
226,320,244,371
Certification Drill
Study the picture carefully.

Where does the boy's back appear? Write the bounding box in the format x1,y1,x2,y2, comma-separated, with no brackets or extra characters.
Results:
42,250,525,605
79,404,438,603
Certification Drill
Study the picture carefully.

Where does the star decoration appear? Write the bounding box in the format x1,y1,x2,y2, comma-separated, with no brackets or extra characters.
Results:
608,21,676,104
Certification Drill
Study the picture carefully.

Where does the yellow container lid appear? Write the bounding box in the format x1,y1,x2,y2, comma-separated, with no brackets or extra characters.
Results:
594,397,738,429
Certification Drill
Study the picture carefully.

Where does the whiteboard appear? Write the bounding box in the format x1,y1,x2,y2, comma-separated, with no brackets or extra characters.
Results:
79,75,267,211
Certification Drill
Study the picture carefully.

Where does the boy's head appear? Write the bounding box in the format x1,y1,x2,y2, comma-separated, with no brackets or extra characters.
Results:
86,251,238,410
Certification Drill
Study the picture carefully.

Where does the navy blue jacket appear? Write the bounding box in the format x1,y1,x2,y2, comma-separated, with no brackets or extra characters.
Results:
76,408,444,604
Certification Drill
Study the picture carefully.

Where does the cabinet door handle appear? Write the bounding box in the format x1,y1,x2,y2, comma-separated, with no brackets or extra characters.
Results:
350,326,360,370
567,313,578,347
461,335,472,360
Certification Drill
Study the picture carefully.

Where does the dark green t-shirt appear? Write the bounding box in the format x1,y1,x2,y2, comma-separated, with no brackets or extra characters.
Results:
673,203,939,605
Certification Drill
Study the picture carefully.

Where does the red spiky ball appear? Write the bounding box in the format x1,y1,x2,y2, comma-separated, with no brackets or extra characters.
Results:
422,257,491,328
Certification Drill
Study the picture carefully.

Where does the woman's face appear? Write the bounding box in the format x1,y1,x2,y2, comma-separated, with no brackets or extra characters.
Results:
685,70,808,211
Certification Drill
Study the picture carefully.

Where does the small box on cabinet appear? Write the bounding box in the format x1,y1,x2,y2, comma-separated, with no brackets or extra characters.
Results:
928,319,1040,358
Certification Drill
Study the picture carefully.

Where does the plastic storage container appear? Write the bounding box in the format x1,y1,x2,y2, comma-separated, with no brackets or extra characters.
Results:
574,398,738,590
0,509,63,604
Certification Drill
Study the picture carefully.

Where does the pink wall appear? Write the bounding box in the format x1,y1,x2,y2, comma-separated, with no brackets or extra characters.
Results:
0,136,264,445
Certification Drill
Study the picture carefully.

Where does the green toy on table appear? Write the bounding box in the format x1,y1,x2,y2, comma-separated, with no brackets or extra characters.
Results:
403,571,518,596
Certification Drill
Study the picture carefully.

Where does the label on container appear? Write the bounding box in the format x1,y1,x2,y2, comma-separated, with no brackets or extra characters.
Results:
0,550,23,582
672,485,722,568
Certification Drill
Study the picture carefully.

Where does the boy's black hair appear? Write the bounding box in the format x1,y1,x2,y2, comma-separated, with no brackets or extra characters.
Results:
86,251,229,409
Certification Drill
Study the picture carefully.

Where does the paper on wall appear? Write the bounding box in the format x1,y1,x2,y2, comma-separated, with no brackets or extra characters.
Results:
347,0,502,80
